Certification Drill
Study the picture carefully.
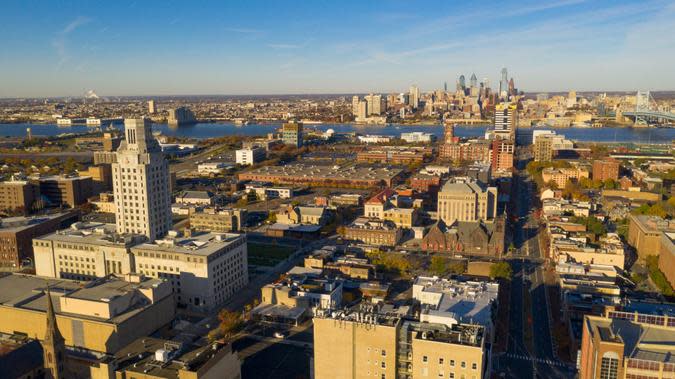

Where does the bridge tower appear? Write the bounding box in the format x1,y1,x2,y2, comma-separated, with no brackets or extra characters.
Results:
634,91,657,125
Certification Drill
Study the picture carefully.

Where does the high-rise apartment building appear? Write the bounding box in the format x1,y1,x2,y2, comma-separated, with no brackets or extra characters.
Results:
167,106,196,125
365,94,386,115
493,103,517,140
148,99,156,114
409,85,420,109
282,121,303,148
437,179,497,224
314,304,487,379
534,134,554,162
357,100,368,120
352,95,360,116
491,139,514,172
113,118,172,241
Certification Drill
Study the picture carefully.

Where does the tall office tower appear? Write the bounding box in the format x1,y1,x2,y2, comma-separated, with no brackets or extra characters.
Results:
470,73,478,88
352,95,360,116
409,85,420,109
508,78,515,95
113,118,172,241
444,81,448,92
282,121,304,147
148,100,156,114
458,74,466,90
499,68,508,98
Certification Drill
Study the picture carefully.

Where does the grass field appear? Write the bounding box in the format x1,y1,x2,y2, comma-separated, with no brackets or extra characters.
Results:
247,242,296,266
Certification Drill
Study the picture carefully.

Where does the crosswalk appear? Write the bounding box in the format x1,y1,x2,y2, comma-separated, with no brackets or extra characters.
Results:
503,353,572,368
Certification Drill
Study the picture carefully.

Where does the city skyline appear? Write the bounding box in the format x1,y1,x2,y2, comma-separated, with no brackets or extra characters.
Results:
1,0,674,98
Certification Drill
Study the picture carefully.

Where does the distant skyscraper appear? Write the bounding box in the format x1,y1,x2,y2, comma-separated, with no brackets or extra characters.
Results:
499,68,508,98
409,85,420,109
508,78,515,95
365,94,384,115
113,118,172,241
148,100,156,114
470,73,478,88
458,75,466,90
352,96,360,116
444,82,448,92
357,100,368,120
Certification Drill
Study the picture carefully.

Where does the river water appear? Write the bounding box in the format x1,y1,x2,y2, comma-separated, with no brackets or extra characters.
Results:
2,122,674,144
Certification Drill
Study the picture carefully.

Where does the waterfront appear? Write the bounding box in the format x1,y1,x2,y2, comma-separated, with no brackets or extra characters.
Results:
2,122,675,144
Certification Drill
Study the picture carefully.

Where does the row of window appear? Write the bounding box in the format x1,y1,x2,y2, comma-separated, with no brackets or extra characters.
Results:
421,356,478,370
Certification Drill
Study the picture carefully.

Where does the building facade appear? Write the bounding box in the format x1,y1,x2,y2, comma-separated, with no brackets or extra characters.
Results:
437,180,497,224
236,147,266,166
282,121,303,148
112,118,172,241
0,179,40,212
592,159,620,182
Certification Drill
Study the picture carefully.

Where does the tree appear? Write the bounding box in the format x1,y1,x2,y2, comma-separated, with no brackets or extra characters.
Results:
489,262,513,280
430,255,448,276
266,212,277,223
602,179,617,190
209,309,244,342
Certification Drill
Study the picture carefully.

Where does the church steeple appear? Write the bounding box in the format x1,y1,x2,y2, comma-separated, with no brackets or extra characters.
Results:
43,287,66,379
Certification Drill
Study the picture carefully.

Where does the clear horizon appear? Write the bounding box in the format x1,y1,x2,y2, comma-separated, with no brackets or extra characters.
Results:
1,0,674,98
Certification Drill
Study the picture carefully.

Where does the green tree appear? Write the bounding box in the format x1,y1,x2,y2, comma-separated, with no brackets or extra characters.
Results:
602,178,618,190
430,255,448,276
489,262,513,280
208,309,244,342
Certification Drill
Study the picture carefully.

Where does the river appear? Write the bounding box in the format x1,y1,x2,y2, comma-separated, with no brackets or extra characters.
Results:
2,122,674,144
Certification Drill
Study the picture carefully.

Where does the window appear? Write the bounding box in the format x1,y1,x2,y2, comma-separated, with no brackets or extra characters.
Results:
461,362,466,368
381,362,385,368
439,358,444,364
600,352,619,379
450,360,455,366
423,356,428,363
472,363,477,370
381,350,386,357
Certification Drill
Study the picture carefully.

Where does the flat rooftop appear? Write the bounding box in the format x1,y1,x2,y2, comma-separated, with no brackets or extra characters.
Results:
103,337,235,379
0,273,165,324
413,277,499,327
133,231,245,257
34,222,141,247
0,211,76,233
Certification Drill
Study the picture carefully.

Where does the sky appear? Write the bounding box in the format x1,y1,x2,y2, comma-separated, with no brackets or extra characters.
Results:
0,0,674,98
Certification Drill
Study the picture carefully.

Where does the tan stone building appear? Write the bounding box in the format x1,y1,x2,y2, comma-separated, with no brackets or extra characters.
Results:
627,214,675,260
314,304,487,379
437,179,497,224
541,166,590,188
658,232,675,287
533,134,553,162
579,311,675,379
189,207,247,232
0,273,175,355
78,164,112,192
344,217,403,246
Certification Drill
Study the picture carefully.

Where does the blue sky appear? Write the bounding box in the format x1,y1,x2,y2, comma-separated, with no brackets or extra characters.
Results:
0,0,673,97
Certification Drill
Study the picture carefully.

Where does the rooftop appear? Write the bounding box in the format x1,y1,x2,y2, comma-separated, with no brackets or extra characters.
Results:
102,337,236,379
0,211,77,233
0,273,167,324
133,231,245,257
413,276,499,327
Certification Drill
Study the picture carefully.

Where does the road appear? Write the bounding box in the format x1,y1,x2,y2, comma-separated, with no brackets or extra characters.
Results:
496,150,575,379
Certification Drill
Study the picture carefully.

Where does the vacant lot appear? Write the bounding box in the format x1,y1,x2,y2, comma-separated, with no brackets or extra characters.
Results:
248,242,296,266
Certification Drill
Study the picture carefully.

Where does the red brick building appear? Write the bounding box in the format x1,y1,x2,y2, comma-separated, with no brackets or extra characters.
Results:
592,159,620,181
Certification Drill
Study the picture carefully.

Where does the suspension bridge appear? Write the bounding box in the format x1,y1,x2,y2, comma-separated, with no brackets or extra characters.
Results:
622,91,675,125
